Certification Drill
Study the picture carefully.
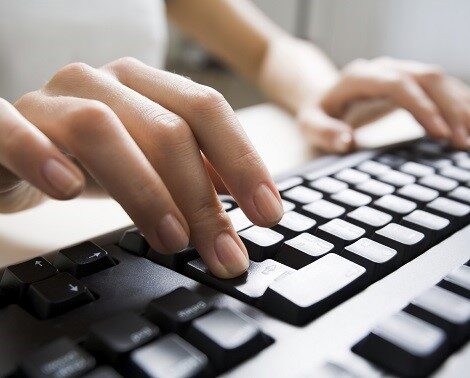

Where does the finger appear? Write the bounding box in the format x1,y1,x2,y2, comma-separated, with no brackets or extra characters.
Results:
16,92,190,254
0,97,84,200
103,58,283,227
297,107,353,153
203,156,229,194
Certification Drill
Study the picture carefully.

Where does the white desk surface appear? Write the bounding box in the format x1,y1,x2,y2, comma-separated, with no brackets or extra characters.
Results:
0,104,424,268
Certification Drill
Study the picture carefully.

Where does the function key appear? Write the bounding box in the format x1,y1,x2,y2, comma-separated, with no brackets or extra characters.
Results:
330,189,372,209
374,154,406,169
273,211,316,237
227,208,253,232
0,257,57,300
335,168,370,185
346,206,392,230
399,161,435,177
426,197,470,223
276,176,303,191
19,337,96,378
276,233,334,269
438,265,470,299
356,160,391,176
373,194,416,218
302,199,346,223
26,272,94,319
55,241,116,278
355,179,394,197
449,186,470,204
440,165,470,182
419,174,458,192
239,226,284,261
397,183,439,203
146,245,198,270
130,334,210,378
262,254,367,325
374,223,425,262
316,219,365,248
185,308,269,372
118,228,149,256
283,185,322,204
353,311,448,377
309,176,348,194
145,287,211,332
377,170,415,187
86,313,159,363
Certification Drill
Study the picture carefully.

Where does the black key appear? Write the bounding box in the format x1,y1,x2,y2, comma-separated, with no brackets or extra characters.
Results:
355,179,394,197
282,185,322,204
145,287,211,332
372,194,416,219
185,258,293,303
82,366,122,378
405,286,470,346
0,290,8,308
86,313,159,363
399,161,435,177
302,199,346,224
374,154,406,169
356,160,391,176
118,228,149,256
239,226,284,261
377,170,415,187
346,206,392,231
418,174,458,192
374,223,425,263
438,265,470,299
130,334,210,378
448,186,470,204
276,176,303,191
397,183,439,204
309,176,348,194
334,168,370,185
147,245,198,270
0,257,57,300
330,189,372,209
261,254,367,325
343,238,399,281
352,311,449,378
185,308,268,372
55,241,116,277
26,272,94,319
440,165,470,182
19,337,96,378
316,219,365,249
426,197,470,224
272,211,316,238
275,233,334,269
401,210,452,243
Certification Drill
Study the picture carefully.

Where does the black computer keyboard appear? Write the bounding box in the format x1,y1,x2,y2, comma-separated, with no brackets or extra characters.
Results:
0,139,469,377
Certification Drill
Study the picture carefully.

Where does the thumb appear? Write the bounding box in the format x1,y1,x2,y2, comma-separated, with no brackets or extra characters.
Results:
297,107,354,153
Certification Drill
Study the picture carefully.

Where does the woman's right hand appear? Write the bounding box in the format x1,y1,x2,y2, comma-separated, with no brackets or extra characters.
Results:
0,57,284,278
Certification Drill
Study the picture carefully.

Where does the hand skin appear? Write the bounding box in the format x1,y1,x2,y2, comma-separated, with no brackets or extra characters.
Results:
168,0,470,153
0,59,284,278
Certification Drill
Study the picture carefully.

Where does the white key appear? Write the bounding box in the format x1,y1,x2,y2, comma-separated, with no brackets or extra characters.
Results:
374,194,416,214
278,211,316,232
284,233,334,257
227,208,252,232
347,206,392,227
378,170,415,187
357,160,391,176
400,162,435,177
376,223,424,245
398,184,439,202
440,166,470,182
356,179,394,196
277,176,303,191
403,210,450,230
303,199,345,219
283,186,322,204
239,226,284,247
444,265,470,291
345,238,397,263
282,199,296,212
309,176,348,194
319,219,365,241
419,175,458,191
449,186,470,204
427,197,470,217
335,169,370,185
331,189,372,207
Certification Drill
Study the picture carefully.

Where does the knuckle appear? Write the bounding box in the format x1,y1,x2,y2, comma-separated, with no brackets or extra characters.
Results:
47,62,95,90
153,111,192,143
419,65,444,82
106,57,144,81
111,56,143,69
343,58,367,74
187,85,228,113
190,197,231,233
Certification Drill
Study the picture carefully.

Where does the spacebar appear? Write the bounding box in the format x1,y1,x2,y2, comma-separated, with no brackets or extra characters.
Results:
260,254,368,325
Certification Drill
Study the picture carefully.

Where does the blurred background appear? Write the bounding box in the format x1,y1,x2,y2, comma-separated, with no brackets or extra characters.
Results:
167,0,470,110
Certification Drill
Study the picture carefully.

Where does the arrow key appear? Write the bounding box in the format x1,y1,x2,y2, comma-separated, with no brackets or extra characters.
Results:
26,272,94,319
55,241,116,277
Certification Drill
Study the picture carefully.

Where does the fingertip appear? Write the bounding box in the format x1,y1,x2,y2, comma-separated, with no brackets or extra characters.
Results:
333,131,354,154
42,158,85,200
252,183,284,226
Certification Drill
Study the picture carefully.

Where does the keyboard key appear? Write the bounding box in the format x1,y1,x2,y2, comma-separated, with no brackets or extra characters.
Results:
316,219,365,248
375,154,406,169
273,211,316,238
0,257,57,300
55,241,116,278
185,258,293,302
456,158,470,170
426,197,470,223
402,210,451,242
262,254,367,325
405,286,470,346
282,199,296,212
239,226,284,261
309,176,348,194
130,334,210,378
185,308,268,372
82,366,122,378
221,201,233,211
335,168,370,184
330,189,372,208
302,199,346,223
448,186,470,204
276,176,303,191
355,179,394,197
346,206,392,230
440,165,470,182
378,170,415,187
147,246,198,270
373,194,416,218
374,223,425,262
283,185,322,204
439,265,470,299
419,174,458,192
418,157,453,169
397,184,439,203
227,208,253,232
357,160,391,176
276,233,334,269
118,228,149,256
27,272,94,319
145,287,211,332
86,313,159,364
19,337,96,378
353,311,448,377
399,161,435,177
343,238,399,281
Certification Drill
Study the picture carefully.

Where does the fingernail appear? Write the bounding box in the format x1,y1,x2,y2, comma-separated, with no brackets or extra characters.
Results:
42,159,83,196
214,232,249,276
156,213,189,253
253,183,284,223
334,132,352,153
